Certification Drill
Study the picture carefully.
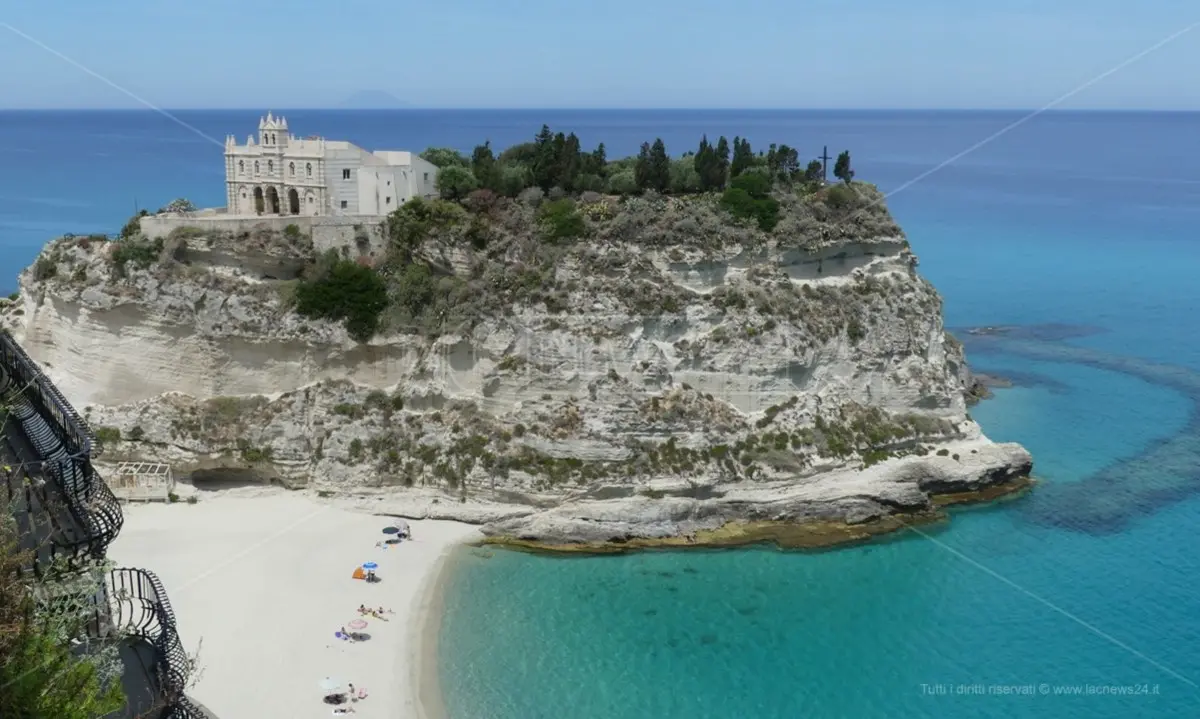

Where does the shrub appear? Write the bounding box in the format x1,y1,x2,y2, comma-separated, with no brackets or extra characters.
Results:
720,187,779,231
420,148,469,168
94,426,121,444
119,210,149,239
825,183,858,211
497,164,532,197
32,257,57,281
392,262,436,317
111,237,164,274
283,224,302,240
127,426,145,441
607,169,638,195
436,166,479,201
293,257,388,342
537,199,586,241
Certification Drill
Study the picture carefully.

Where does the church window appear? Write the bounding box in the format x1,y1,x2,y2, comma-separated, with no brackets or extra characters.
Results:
268,160,274,174
254,161,259,175
306,163,312,177
386,196,391,205
342,169,351,180
238,160,244,174
340,200,348,209
289,162,295,176
423,173,429,183
271,133,276,144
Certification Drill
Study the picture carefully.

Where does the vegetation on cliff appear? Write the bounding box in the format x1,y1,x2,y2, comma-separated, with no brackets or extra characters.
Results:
278,126,898,340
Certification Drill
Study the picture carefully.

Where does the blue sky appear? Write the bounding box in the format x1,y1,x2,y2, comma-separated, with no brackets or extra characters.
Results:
1,0,1197,109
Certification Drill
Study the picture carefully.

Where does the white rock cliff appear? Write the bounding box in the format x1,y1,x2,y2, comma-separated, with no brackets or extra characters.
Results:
1,188,1032,547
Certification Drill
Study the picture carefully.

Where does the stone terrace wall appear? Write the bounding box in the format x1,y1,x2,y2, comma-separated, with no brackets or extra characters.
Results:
139,212,389,256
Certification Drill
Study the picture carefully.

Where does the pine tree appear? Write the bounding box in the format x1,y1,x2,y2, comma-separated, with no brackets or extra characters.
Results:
471,141,499,191
634,142,653,192
532,124,556,190
730,137,754,178
775,144,800,181
694,135,712,189
833,150,854,184
555,132,582,190
649,138,670,192
714,136,730,188
804,159,824,183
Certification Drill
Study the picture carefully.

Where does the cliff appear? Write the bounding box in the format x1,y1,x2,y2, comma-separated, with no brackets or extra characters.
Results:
0,184,1031,548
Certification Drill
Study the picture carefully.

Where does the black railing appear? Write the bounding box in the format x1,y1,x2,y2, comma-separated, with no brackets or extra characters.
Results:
106,568,206,719
0,348,124,562
0,330,103,458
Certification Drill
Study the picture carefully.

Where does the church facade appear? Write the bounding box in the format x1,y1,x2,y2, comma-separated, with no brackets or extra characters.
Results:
223,113,439,217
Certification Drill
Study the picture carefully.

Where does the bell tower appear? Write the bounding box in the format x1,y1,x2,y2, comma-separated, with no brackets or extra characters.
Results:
258,112,290,148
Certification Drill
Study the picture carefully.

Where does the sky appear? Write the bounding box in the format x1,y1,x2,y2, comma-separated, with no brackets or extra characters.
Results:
1,0,1198,110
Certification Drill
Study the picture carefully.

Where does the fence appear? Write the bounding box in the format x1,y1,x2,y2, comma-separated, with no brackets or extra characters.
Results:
110,462,175,502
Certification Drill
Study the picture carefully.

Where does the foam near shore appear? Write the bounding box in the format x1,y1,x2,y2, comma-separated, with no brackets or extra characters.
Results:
107,488,480,719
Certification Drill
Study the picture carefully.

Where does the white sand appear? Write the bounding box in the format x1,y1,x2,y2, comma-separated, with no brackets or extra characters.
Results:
107,488,481,719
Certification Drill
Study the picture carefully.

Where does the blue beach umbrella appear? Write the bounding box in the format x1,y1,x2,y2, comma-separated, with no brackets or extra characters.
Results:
362,561,378,571
381,526,400,535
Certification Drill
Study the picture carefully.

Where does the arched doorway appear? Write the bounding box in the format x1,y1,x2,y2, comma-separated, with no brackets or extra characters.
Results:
266,187,280,214
253,187,265,215
288,188,300,215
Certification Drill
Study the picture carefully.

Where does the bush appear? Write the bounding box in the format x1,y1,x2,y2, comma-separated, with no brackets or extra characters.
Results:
283,224,302,240
294,257,388,341
393,262,436,316
537,199,586,241
825,183,858,211
420,148,469,168
94,426,121,444
607,169,637,195
119,210,149,239
497,164,532,197
720,188,780,231
436,166,479,201
32,257,56,281
111,237,164,274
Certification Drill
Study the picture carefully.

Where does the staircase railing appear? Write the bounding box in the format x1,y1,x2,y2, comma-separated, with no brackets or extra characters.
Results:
0,330,102,458
106,568,206,719
0,335,124,562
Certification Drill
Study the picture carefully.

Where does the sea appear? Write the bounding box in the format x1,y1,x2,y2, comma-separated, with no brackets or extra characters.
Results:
3,110,1199,718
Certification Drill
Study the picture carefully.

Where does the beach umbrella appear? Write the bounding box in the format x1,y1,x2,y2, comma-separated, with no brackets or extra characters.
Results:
319,677,345,695
362,561,378,571
381,526,400,535
348,619,368,630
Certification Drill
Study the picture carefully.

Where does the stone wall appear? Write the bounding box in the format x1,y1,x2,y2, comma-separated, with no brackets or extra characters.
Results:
138,213,389,256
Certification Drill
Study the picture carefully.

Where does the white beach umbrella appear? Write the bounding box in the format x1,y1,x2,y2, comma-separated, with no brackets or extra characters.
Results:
319,677,346,695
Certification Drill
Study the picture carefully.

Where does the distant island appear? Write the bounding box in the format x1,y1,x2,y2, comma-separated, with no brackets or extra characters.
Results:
337,90,412,109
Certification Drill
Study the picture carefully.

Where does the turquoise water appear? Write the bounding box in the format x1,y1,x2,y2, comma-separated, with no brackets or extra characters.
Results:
4,110,1200,717
432,116,1200,717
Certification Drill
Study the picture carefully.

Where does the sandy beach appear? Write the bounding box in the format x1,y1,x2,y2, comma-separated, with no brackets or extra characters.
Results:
107,487,480,719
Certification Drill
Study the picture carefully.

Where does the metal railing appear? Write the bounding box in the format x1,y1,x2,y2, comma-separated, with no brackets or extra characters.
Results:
106,568,206,719
0,330,103,458
0,335,124,562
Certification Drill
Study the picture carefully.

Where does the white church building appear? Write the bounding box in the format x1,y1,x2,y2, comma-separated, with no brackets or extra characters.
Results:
223,112,439,217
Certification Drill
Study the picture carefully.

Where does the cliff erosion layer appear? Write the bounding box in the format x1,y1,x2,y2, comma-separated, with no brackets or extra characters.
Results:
1,185,1031,547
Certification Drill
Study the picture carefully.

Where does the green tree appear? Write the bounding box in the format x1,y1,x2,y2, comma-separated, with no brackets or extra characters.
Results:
537,199,587,241
669,157,701,193
607,169,638,195
470,141,500,191
649,138,670,192
634,142,653,192
582,143,607,177
419,147,469,168
531,125,557,190
714,136,731,185
498,141,540,166
804,159,824,183
497,163,532,197
435,166,479,201
694,135,723,191
834,150,855,184
294,253,389,341
554,132,583,190
730,137,754,178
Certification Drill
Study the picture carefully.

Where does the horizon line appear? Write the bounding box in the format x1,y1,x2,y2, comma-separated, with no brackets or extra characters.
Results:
2,106,1199,113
